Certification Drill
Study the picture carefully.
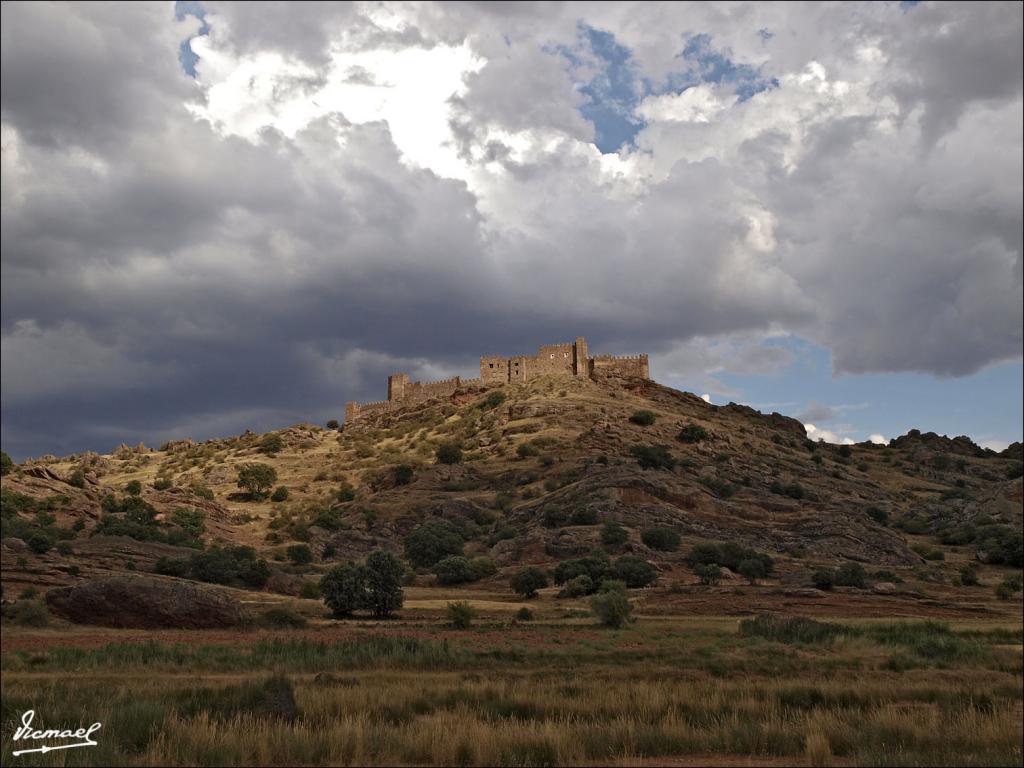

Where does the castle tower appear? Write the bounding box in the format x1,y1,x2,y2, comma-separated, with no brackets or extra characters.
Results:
345,401,359,422
387,373,409,401
573,336,589,377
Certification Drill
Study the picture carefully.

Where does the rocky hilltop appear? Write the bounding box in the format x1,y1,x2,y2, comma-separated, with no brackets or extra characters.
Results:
2,371,1021,604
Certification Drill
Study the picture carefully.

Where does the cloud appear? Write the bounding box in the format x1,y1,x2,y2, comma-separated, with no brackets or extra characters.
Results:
1,1,1020,459
804,423,855,445
868,434,887,445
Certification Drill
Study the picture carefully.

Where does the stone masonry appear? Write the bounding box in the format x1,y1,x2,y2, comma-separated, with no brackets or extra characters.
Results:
345,336,648,423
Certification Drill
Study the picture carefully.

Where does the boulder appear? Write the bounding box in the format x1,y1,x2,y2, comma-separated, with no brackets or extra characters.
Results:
872,582,898,595
45,575,246,628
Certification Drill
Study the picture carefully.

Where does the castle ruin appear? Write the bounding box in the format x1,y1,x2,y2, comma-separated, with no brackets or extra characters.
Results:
345,336,649,423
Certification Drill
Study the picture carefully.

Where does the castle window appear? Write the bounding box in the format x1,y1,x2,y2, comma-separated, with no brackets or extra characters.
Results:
563,352,568,358
489,363,494,368
550,354,555,359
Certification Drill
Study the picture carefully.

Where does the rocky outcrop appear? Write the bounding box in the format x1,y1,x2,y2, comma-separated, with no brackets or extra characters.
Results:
889,429,988,457
45,575,246,628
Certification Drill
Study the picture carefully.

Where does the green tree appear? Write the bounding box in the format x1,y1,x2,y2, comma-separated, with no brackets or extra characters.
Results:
590,582,632,627
153,477,173,491
629,444,677,470
738,558,766,585
510,567,548,599
270,486,290,502
0,450,13,476
695,563,722,586
834,562,866,588
601,521,629,549
403,520,463,568
677,423,709,443
171,507,206,536
125,480,142,496
363,550,405,617
326,419,340,430
237,463,278,498
393,464,415,485
629,410,656,426
68,468,86,488
613,555,657,588
434,555,474,585
812,569,835,590
320,562,366,618
641,527,680,551
446,601,475,628
435,442,463,465
258,433,284,454
287,544,313,565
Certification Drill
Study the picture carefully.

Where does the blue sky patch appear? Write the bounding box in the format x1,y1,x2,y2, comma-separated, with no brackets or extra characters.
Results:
175,0,208,78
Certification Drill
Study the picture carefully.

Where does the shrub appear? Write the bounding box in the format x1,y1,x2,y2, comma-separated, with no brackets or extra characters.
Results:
510,567,548,598
191,482,215,501
696,563,722,586
812,569,835,590
866,506,888,525
393,464,415,485
480,390,506,410
468,556,498,581
569,507,599,525
171,507,206,536
613,555,657,588
68,467,86,488
270,486,290,502
363,550,405,617
26,529,55,554
447,601,475,629
912,544,945,561
258,434,284,455
326,419,340,430
336,484,357,503
404,520,464,568
237,463,277,498
995,575,1022,600
189,546,271,588
0,450,12,476
975,525,1023,567
769,481,805,500
287,544,313,565
838,445,852,458
959,563,980,586
601,521,629,549
434,555,474,585
553,555,610,586
125,480,142,496
299,580,320,599
629,444,677,470
320,563,366,618
313,507,344,531
436,442,463,465
153,477,172,491
677,423,709,443
515,607,534,621
630,410,656,426
56,540,73,556
260,607,307,628
687,542,774,576
558,575,594,598
590,585,632,628
516,443,539,459
738,558,766,584
641,527,680,552
155,556,189,577
834,562,867,588
3,599,49,627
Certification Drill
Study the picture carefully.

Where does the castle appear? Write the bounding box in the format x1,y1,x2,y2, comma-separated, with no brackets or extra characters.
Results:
345,336,649,423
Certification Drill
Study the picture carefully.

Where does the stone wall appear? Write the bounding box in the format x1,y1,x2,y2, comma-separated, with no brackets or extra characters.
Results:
590,353,649,379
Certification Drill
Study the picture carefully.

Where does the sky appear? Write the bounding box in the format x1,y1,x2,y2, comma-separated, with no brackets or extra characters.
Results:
1,1,1021,461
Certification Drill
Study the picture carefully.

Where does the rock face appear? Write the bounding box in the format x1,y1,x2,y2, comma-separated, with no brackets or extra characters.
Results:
45,576,246,628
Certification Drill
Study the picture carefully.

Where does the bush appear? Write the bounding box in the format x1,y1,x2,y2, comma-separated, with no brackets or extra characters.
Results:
436,442,463,465
629,444,677,470
510,567,547,598
287,544,313,565
601,521,629,549
434,555,474,585
740,614,844,644
569,507,599,526
641,527,680,552
68,467,86,488
153,477,172,491
155,556,189,577
320,562,366,618
468,557,498,581
769,481,805,499
995,575,1022,600
695,563,722,585
975,525,1023,567
313,507,344,531
125,480,142,496
558,575,594,598
258,434,284,455
515,607,534,621
738,558,766,585
56,540,73,556
171,507,206,536
959,563,980,586
553,555,610,586
812,569,835,590
237,463,277,498
590,586,632,628
630,410,656,426
3,599,50,627
336,484,357,503
191,482,215,501
480,390,506,410
393,464,415,485
834,562,867,588
404,520,464,569
299,580,320,599
326,419,340,430
613,555,657,588
26,529,55,554
189,545,271,588
677,423,709,443
687,542,774,576
0,450,12,476
516,443,539,459
260,607,307,628
270,486,290,502
866,506,888,525
447,601,475,629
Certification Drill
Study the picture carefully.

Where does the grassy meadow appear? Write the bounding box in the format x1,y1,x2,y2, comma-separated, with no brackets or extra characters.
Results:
2,614,1022,767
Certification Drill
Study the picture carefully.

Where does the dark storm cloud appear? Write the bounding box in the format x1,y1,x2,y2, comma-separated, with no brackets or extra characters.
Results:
2,1,1021,459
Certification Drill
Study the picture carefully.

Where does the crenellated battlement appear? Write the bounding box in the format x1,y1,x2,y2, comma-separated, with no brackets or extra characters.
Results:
345,336,649,423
